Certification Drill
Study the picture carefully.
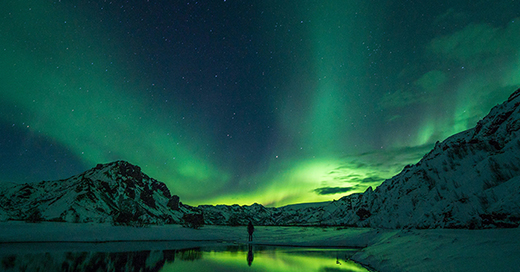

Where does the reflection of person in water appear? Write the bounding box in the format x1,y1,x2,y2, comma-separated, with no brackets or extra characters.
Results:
247,221,254,242
247,245,254,266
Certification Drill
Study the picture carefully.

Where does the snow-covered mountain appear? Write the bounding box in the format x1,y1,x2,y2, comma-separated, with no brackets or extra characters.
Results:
199,89,520,229
0,161,196,225
334,89,520,228
2,89,519,229
199,202,336,226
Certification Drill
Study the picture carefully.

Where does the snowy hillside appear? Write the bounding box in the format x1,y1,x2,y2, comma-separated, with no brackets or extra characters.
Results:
2,89,519,229
0,161,196,225
329,89,520,228
200,89,520,229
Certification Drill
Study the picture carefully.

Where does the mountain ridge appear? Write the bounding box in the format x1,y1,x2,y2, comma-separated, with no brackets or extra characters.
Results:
0,160,196,225
199,88,520,228
1,89,520,229
332,88,520,228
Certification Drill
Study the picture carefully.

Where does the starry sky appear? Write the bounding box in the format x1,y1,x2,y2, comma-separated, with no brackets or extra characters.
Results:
1,0,519,207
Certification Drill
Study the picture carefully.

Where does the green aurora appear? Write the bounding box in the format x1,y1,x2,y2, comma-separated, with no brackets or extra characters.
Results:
1,1,519,206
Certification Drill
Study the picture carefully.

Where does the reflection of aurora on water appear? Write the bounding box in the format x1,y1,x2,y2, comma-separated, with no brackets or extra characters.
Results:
164,246,370,272
0,245,370,272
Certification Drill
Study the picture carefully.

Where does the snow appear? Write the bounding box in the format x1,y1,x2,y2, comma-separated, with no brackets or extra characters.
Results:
1,222,518,272
3,89,520,229
196,90,520,229
2,92,520,271
0,221,372,246
321,89,520,229
0,161,193,225
352,228,520,272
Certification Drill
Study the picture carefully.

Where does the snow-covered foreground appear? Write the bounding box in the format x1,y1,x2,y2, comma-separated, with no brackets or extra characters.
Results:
353,228,520,272
0,222,518,272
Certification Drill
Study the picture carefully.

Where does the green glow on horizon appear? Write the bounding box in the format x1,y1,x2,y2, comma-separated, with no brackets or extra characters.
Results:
4,1,519,208
220,2,384,207
203,159,357,206
1,1,413,207
202,148,424,207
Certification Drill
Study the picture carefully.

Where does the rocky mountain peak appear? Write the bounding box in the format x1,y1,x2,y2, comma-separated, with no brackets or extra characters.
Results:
92,160,143,180
0,160,192,225
2,90,520,229
89,160,142,181
86,160,172,199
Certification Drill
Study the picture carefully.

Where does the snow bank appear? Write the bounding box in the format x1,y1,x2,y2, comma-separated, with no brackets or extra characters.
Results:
0,221,375,247
1,222,518,272
351,228,520,272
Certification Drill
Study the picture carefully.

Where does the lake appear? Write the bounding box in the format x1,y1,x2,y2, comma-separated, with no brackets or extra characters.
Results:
0,243,373,271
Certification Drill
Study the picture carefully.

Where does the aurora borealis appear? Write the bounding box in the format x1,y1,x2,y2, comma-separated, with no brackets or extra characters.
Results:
1,1,519,206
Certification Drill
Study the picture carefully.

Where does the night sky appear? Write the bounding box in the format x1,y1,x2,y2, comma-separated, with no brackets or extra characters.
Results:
1,1,519,206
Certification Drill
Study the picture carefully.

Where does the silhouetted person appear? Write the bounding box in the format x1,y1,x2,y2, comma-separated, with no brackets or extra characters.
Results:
247,221,254,242
247,244,254,266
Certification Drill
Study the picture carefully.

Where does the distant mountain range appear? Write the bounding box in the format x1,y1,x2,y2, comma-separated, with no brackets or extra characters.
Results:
2,89,519,229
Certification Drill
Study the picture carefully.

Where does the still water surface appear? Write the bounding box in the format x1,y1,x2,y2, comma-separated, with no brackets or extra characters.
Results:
1,243,372,271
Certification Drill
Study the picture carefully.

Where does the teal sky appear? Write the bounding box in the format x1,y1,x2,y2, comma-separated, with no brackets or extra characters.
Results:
1,1,519,206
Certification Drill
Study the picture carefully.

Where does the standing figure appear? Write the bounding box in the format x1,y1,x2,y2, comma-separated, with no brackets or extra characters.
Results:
247,221,254,242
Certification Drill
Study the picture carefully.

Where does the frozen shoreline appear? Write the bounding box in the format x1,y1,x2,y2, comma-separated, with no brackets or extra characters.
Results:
1,222,518,272
0,221,379,246
351,227,520,272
